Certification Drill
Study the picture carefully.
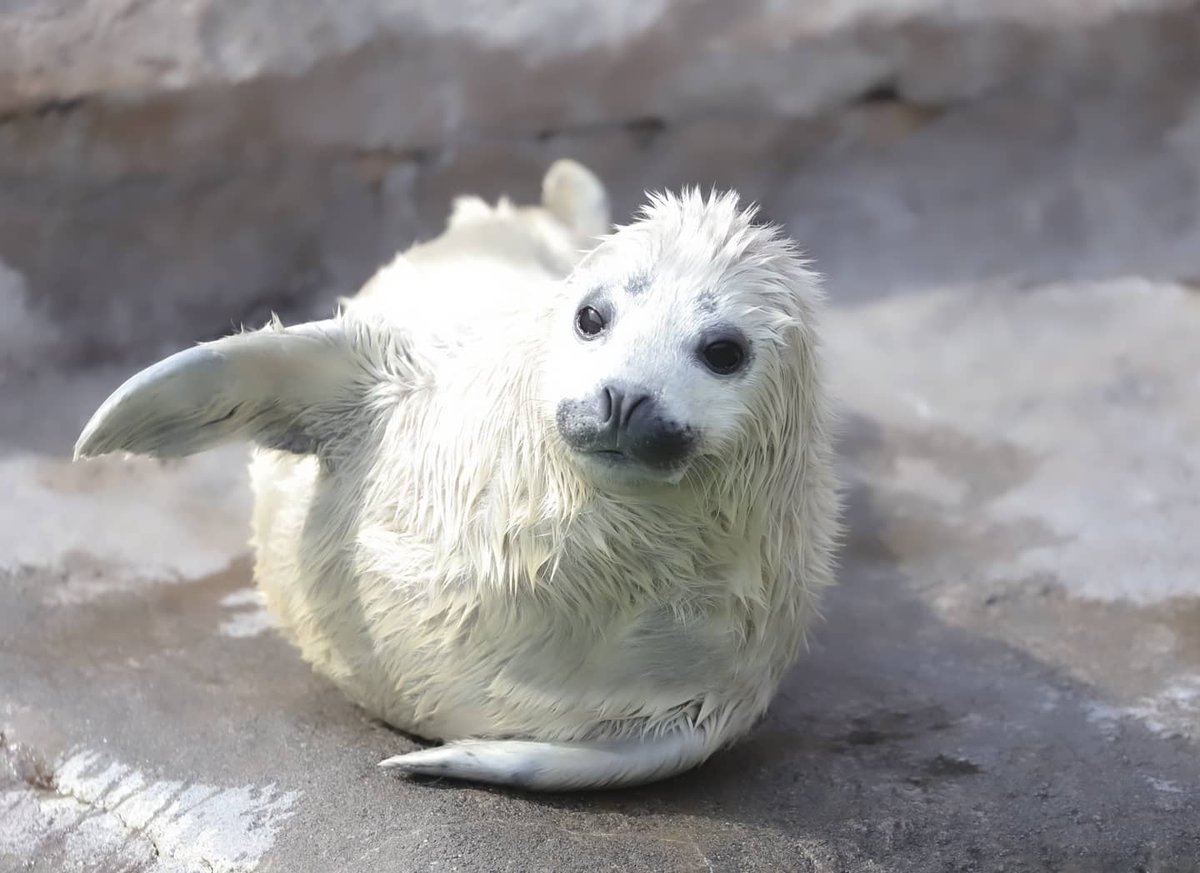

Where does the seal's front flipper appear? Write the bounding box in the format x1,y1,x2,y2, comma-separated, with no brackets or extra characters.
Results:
75,317,420,462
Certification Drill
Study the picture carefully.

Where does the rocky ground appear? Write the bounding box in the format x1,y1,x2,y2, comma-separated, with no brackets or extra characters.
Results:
4,278,1198,872
3,1,1200,871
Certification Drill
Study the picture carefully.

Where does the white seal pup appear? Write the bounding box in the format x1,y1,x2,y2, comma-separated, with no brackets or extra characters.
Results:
74,160,839,791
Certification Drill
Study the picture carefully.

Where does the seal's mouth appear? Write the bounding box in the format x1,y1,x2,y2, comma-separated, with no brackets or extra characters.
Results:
580,448,640,472
575,446,689,485
583,447,659,470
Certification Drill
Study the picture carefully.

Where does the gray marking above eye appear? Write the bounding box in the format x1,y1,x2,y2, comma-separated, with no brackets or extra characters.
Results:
625,274,651,296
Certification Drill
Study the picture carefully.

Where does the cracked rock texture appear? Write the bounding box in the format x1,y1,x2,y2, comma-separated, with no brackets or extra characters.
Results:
2,1,1200,871
3,0,1200,362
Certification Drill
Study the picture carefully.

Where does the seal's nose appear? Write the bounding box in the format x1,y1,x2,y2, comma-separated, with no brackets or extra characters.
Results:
598,384,649,434
598,382,694,467
556,383,696,470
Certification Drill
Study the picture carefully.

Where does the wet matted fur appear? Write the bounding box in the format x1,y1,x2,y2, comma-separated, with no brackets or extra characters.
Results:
76,160,839,790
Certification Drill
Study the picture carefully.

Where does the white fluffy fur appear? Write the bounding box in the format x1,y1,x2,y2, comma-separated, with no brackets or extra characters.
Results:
75,159,839,791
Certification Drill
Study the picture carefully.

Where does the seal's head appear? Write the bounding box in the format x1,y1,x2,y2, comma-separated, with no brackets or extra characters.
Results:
545,189,823,488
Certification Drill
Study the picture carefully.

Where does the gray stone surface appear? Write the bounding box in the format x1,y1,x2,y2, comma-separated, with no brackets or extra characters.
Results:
3,274,1199,871
4,2,1200,870
2,0,1199,363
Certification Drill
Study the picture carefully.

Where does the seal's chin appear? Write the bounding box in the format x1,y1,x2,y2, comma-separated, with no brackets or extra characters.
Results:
573,448,690,487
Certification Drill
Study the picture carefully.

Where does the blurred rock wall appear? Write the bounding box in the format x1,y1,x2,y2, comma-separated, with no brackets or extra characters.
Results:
1,0,1198,365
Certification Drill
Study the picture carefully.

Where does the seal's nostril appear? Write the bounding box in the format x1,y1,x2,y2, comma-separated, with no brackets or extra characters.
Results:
622,393,649,429
597,383,662,439
599,385,618,426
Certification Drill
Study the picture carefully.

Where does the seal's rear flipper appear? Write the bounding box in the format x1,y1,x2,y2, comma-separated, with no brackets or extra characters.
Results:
378,730,709,791
541,159,611,242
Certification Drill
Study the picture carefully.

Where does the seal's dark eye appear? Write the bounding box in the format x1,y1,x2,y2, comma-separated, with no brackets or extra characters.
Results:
701,340,746,375
575,305,607,338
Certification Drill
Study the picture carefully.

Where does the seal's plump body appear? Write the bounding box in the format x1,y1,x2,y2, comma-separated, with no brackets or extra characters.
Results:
76,161,839,789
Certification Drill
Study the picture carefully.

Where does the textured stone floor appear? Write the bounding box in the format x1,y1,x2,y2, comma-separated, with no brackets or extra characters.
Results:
2,269,1198,871
4,0,1200,868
